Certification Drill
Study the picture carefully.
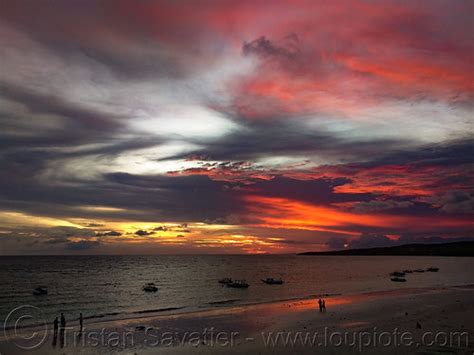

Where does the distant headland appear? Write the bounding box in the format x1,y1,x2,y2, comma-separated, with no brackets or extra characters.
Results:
298,241,474,257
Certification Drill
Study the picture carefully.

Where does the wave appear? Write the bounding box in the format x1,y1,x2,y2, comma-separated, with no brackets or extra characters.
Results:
133,307,184,314
208,299,241,305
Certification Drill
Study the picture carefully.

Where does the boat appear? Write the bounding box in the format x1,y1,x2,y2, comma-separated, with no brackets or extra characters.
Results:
389,271,405,277
33,287,48,296
426,267,439,272
262,278,284,285
390,277,407,282
218,278,233,284
226,280,249,288
142,282,158,292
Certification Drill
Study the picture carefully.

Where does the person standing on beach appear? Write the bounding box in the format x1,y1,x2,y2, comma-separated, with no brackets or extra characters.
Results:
318,298,323,312
322,299,326,312
79,313,83,333
60,313,66,348
52,317,58,347
53,317,58,336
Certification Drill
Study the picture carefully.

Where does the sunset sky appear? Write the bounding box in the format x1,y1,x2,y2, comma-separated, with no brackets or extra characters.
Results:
0,0,472,254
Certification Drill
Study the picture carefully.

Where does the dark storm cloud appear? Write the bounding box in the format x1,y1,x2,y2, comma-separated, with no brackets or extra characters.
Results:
104,173,244,222
425,191,474,214
0,83,122,132
0,1,212,81
366,138,474,168
0,127,471,227
246,176,371,205
165,119,411,162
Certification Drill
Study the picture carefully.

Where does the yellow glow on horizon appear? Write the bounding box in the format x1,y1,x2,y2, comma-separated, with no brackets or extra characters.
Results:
0,211,289,253
0,211,83,229
79,206,126,212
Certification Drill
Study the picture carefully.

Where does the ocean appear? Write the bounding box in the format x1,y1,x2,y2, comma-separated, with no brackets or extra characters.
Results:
1,255,473,327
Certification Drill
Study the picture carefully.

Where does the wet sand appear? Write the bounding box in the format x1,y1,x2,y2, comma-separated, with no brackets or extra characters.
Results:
1,284,473,354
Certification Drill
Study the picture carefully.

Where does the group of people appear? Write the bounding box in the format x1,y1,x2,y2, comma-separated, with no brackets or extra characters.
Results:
317,298,327,312
52,312,83,348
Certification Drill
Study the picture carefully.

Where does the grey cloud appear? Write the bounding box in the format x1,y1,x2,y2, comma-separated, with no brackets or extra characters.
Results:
425,191,474,214
0,83,122,132
166,119,412,163
352,200,414,213
243,35,300,61
96,230,122,237
65,240,101,251
135,230,154,236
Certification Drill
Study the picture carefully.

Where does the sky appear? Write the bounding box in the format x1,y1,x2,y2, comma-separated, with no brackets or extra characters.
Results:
0,0,473,254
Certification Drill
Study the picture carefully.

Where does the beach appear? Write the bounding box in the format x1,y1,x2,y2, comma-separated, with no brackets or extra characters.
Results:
2,284,473,354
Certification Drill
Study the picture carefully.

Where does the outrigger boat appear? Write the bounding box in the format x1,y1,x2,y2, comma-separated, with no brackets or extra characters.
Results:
389,271,405,277
262,278,283,285
226,280,249,288
33,286,48,296
142,282,158,292
390,277,407,282
218,278,233,285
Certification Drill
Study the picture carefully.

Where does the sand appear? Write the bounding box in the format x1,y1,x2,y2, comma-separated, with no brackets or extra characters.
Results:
1,284,473,354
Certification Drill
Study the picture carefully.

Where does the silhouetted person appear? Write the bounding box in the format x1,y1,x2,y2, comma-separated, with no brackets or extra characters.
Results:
79,313,83,333
322,299,326,312
53,317,59,335
52,317,58,347
60,313,66,348
318,298,323,312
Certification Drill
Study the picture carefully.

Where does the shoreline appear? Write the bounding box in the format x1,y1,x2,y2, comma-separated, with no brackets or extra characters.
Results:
1,292,343,332
3,284,473,332
2,284,473,354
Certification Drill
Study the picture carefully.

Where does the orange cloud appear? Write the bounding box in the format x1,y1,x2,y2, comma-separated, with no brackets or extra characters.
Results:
243,195,471,235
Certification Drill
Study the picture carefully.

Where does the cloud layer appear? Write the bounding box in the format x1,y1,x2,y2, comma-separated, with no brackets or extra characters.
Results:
0,0,472,254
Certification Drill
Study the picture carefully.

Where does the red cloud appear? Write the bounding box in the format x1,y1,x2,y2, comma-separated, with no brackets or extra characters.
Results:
242,195,473,236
